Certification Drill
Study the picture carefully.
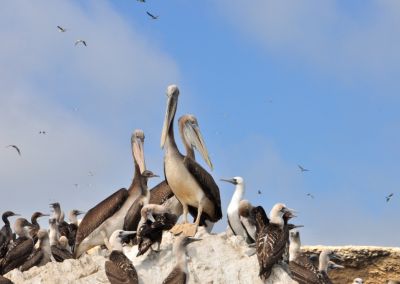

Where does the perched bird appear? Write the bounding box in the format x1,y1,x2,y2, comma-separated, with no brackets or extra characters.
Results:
50,202,65,223
146,11,158,20
238,200,256,244
0,211,19,258
298,165,309,172
161,85,222,236
57,25,66,32
306,193,314,199
318,249,343,283
29,212,49,244
253,203,296,280
162,236,201,284
65,209,85,248
352,278,364,284
0,218,34,275
75,40,87,47
386,193,394,202
221,177,254,244
105,230,138,284
6,145,21,156
49,219,73,262
20,230,51,272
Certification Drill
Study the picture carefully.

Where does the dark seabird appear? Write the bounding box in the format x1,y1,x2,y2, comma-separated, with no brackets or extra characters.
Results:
253,203,296,280
386,193,394,202
146,11,159,20
105,230,138,284
162,236,200,284
136,204,178,256
57,26,66,32
49,219,73,262
221,177,254,244
29,212,49,244
75,40,87,47
161,85,222,236
20,229,51,272
0,218,33,275
6,145,21,156
75,130,157,257
0,211,19,258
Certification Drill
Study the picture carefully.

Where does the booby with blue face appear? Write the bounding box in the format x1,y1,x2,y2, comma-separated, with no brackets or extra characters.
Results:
161,85,222,236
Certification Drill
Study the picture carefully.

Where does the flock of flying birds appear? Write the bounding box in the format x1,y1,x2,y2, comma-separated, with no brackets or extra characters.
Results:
3,84,396,284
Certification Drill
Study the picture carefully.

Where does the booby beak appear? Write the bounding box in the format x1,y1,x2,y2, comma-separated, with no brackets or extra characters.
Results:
329,251,343,262
220,178,237,185
76,211,86,216
147,211,156,222
283,208,297,218
161,85,179,148
121,230,136,237
132,130,146,174
183,119,213,170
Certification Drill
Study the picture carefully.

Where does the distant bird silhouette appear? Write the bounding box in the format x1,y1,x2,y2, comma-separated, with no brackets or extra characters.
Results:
88,171,94,176
137,0,145,2
57,26,66,32
146,11,159,20
298,165,309,172
306,193,314,199
39,131,46,135
257,190,262,195
6,145,21,156
386,193,394,203
75,40,87,47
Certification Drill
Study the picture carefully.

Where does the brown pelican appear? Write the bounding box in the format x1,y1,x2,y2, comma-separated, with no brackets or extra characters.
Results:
253,203,296,280
318,249,342,283
0,218,33,275
20,229,51,272
105,230,138,284
136,204,179,256
75,130,156,257
0,211,19,258
221,177,254,244
352,278,364,284
162,235,200,284
161,85,222,236
29,212,49,244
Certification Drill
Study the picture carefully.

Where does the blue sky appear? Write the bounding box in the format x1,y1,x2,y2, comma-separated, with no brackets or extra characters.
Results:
1,0,399,246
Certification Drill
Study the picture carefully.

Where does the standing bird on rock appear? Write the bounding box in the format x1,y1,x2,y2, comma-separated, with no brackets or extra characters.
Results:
20,229,51,272
49,219,73,262
318,249,343,284
0,211,19,258
75,130,157,257
0,218,34,275
29,212,49,244
162,235,201,284
221,177,255,244
253,203,296,280
105,230,138,284
161,85,222,236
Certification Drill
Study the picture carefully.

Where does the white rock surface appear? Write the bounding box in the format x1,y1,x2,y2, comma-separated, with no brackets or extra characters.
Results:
5,228,296,284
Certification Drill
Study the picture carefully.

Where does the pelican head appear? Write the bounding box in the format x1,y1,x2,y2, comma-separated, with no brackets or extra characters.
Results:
109,230,136,251
179,114,213,170
131,129,146,174
161,84,180,148
220,176,244,186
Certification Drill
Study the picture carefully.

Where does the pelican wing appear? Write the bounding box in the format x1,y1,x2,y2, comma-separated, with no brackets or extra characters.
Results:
162,266,186,284
105,251,138,284
149,180,174,205
183,157,222,221
76,188,129,246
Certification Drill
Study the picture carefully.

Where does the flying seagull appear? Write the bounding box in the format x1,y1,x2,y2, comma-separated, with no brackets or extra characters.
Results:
75,40,87,47
57,26,66,32
298,165,309,172
146,11,159,20
386,193,394,202
307,193,314,199
6,145,21,156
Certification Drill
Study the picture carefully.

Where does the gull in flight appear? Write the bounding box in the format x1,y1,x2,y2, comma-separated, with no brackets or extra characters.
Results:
75,40,87,47
386,193,394,203
6,145,21,156
298,164,309,172
57,26,66,32
307,193,314,199
39,131,47,135
146,11,159,20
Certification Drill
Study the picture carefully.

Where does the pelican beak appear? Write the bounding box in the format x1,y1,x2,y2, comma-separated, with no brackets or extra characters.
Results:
121,231,136,237
220,178,237,185
161,86,179,148
184,120,213,170
132,131,146,174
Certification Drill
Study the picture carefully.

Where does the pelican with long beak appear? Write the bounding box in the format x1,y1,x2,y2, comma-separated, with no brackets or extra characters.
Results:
75,130,157,258
161,85,222,236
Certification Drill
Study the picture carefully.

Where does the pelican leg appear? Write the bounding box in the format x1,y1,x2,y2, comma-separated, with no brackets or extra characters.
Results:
170,203,189,235
181,203,202,237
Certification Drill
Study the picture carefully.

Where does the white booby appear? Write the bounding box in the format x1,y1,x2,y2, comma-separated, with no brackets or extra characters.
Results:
105,230,138,284
0,211,20,258
161,85,222,236
136,204,179,256
221,177,255,244
253,203,296,280
352,278,364,284
318,249,342,284
29,212,49,244
162,235,201,284
75,130,156,257
20,229,51,272
0,218,34,275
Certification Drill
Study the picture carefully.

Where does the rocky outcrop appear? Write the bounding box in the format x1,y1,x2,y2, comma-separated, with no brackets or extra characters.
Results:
302,246,400,284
